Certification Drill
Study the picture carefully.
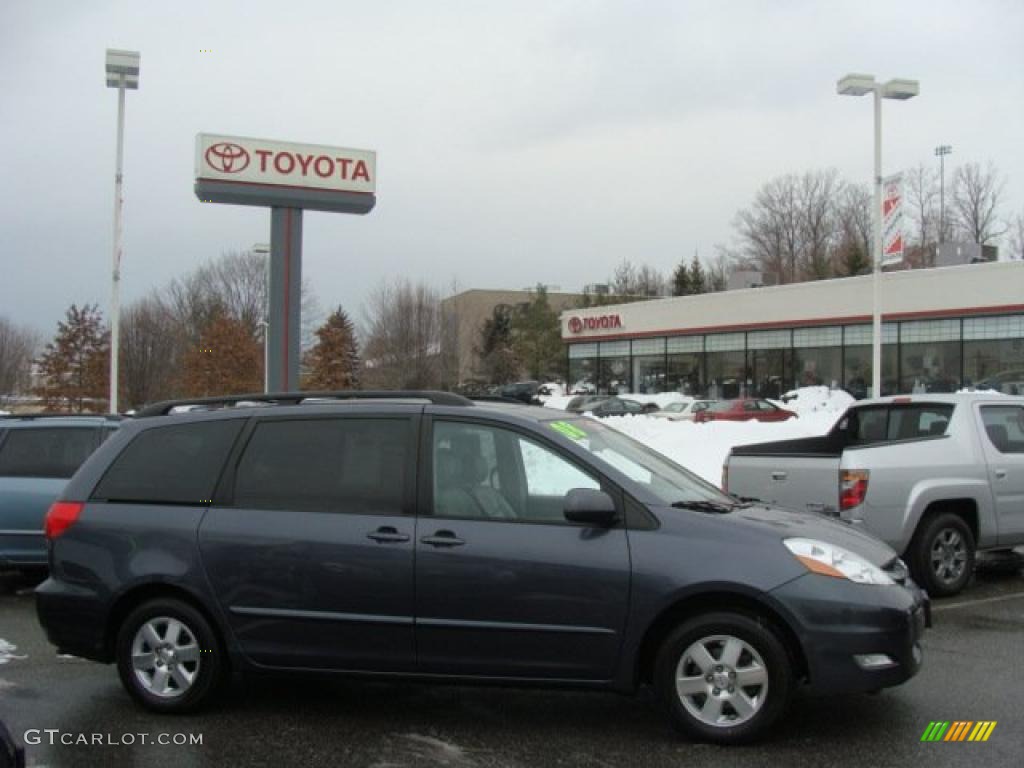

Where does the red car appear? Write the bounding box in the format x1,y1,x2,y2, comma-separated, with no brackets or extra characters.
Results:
693,398,797,423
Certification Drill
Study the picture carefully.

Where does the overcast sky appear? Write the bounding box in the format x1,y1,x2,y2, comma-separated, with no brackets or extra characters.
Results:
2,0,1022,335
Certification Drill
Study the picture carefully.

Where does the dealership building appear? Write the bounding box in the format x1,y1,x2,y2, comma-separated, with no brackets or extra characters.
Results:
560,260,1024,399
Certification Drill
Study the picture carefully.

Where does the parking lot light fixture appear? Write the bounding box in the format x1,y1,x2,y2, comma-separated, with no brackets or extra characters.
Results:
837,72,919,398
105,49,140,414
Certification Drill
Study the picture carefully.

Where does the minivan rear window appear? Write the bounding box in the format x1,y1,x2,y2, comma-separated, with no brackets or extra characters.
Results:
92,420,244,504
0,427,98,479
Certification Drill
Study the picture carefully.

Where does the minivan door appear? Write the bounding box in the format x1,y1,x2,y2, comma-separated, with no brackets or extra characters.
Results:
199,414,418,671
978,404,1024,543
414,418,630,681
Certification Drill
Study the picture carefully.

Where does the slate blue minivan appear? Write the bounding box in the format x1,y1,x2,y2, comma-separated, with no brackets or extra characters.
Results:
36,392,929,744
0,415,120,570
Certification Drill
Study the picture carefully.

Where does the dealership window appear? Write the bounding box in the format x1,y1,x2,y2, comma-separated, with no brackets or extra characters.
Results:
598,341,630,394
666,336,704,396
792,326,842,391
631,338,667,393
747,330,792,399
899,319,961,393
705,333,747,399
843,324,898,398
568,343,598,394
963,315,1024,395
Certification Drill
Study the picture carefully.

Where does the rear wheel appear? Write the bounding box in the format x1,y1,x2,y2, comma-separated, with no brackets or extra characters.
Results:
116,598,224,713
654,612,793,744
909,512,975,597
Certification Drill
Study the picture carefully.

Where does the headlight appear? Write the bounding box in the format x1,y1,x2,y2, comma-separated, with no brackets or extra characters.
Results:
784,538,894,585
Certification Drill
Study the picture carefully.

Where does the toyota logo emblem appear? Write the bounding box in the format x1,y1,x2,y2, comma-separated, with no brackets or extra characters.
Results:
568,317,583,333
205,142,250,173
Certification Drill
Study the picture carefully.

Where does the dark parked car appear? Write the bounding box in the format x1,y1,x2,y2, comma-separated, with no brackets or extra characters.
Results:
583,397,657,418
498,381,541,405
694,399,797,423
565,395,609,413
0,414,120,571
37,391,928,745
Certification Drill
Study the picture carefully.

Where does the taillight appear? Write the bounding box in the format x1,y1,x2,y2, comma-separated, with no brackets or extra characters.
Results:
839,470,869,511
45,502,84,539
721,463,729,493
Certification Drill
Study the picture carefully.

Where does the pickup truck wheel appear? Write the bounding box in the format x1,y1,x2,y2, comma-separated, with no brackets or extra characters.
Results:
116,598,224,713
911,513,975,597
654,612,793,745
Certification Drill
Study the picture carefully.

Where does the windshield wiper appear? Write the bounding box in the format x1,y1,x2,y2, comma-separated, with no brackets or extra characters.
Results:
670,499,738,513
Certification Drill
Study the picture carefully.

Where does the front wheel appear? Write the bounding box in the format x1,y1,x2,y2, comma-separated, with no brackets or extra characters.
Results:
116,598,224,713
910,513,975,597
654,612,794,744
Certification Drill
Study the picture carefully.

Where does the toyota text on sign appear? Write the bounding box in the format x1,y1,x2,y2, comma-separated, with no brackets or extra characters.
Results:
195,134,376,195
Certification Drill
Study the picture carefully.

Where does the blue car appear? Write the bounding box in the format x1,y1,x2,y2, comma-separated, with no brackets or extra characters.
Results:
0,415,121,570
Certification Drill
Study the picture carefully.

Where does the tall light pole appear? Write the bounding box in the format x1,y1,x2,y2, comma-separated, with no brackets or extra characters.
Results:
252,243,271,392
837,73,919,398
935,144,952,244
105,50,140,414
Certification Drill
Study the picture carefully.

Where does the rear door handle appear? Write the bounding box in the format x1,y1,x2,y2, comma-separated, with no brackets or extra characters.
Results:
420,530,465,547
771,471,787,481
367,526,410,544
994,469,1007,479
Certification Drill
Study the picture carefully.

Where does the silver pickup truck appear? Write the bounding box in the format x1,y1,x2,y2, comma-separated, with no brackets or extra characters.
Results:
723,393,1024,596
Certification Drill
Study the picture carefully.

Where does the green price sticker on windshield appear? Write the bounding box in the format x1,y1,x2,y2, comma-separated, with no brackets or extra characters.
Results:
549,421,588,441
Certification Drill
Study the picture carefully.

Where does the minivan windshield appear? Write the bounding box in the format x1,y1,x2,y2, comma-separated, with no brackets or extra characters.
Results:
546,417,732,506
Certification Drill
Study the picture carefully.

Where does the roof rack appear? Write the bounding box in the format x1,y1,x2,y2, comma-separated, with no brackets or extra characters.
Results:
134,390,474,418
0,413,124,421
470,395,530,405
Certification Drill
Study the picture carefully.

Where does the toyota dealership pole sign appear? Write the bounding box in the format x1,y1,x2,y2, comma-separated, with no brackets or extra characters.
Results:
195,134,376,213
195,133,377,391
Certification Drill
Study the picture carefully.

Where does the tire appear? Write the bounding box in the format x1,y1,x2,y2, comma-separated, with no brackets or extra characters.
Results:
909,512,975,597
116,598,224,713
653,612,794,745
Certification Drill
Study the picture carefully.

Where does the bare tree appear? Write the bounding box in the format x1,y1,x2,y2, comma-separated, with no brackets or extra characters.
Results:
360,278,443,389
0,316,39,399
951,162,1006,245
119,295,180,409
609,260,665,299
797,169,841,279
832,183,872,276
1008,212,1024,261
904,163,939,267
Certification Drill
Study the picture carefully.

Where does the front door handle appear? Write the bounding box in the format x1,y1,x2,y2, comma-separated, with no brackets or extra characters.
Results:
367,526,410,543
420,530,465,547
771,471,787,481
994,469,1007,479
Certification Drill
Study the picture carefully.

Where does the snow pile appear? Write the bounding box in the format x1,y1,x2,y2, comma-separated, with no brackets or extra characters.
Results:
776,386,855,416
589,387,854,486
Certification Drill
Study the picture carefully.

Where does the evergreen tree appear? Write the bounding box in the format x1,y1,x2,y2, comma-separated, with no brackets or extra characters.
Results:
511,286,563,381
476,305,519,384
304,306,360,389
688,253,707,295
671,258,692,296
35,304,109,412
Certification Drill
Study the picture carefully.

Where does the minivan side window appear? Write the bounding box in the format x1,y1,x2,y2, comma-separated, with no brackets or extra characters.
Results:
0,428,99,479
980,406,1024,454
233,418,409,514
433,421,599,524
92,420,244,504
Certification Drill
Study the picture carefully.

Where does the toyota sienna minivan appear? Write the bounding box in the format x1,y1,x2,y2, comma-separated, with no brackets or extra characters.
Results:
36,391,929,745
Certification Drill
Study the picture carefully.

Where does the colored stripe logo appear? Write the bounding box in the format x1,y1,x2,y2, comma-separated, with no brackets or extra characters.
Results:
920,721,997,742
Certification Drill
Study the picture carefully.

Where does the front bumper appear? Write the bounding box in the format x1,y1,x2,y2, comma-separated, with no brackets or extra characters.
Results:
770,573,930,695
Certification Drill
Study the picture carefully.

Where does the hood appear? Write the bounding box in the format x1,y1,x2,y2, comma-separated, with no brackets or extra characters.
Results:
668,502,898,567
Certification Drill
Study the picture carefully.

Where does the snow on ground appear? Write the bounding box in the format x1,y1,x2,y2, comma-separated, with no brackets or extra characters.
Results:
545,387,853,486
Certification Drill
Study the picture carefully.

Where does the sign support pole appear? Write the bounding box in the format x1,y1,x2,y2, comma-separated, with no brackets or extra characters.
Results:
267,207,303,392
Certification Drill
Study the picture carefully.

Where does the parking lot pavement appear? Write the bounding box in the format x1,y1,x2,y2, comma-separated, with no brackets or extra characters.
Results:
1,571,1022,768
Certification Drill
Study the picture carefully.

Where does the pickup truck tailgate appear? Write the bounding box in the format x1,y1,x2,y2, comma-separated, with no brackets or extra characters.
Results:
727,455,840,515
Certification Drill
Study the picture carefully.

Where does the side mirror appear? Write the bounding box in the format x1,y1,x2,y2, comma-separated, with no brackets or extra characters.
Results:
563,488,619,526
